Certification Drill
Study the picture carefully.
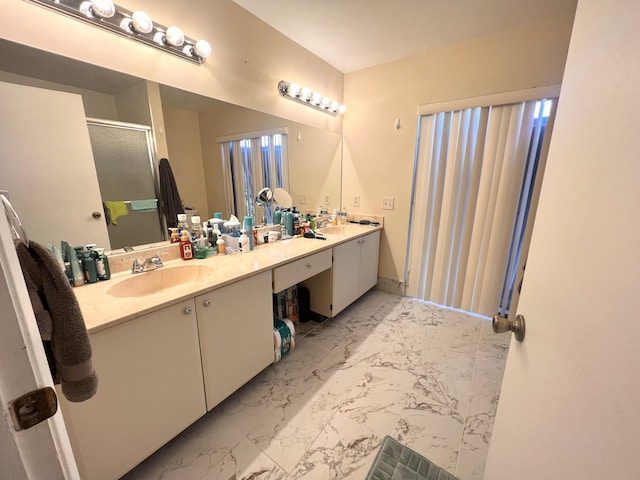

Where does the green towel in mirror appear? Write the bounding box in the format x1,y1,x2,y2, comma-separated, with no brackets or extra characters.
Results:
130,199,158,212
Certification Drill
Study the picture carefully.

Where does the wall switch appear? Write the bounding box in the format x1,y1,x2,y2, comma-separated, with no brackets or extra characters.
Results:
323,194,331,205
299,194,307,204
382,197,395,210
353,195,360,207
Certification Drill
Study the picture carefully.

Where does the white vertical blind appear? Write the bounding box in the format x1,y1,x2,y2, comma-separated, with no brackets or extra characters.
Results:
407,99,554,316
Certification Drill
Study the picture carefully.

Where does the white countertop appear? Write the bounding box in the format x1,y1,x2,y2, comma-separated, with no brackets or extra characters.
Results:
73,224,382,334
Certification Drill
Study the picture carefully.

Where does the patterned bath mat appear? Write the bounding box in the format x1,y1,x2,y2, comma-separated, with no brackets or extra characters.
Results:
365,436,459,480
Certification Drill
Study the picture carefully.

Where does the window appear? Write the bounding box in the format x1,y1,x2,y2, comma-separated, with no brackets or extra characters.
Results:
219,129,289,223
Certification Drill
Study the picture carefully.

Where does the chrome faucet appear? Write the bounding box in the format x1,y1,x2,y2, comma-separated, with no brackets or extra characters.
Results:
315,216,333,229
132,254,163,274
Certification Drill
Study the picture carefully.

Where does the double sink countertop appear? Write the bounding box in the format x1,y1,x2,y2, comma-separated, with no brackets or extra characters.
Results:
73,223,383,334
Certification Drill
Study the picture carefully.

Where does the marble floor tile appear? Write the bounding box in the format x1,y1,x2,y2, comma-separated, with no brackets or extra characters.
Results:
123,291,509,480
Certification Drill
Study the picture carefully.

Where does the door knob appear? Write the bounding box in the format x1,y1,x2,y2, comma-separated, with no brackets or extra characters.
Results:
92,211,102,219
492,314,526,342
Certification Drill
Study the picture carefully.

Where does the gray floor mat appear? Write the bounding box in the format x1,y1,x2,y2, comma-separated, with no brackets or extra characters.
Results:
365,436,459,480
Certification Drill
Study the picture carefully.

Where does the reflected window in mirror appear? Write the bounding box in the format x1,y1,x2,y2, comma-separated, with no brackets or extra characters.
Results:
220,130,289,225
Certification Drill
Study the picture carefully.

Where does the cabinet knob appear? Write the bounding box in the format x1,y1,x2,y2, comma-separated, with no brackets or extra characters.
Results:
203,300,211,307
184,307,192,315
307,263,312,268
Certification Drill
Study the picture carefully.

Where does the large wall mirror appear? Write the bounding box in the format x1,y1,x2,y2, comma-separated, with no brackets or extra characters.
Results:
0,39,342,252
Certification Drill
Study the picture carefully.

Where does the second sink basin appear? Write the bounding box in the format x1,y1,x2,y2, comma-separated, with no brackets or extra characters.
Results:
318,225,350,235
107,264,215,298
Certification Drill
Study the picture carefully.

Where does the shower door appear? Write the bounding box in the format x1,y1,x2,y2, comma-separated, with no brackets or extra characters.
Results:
87,119,164,250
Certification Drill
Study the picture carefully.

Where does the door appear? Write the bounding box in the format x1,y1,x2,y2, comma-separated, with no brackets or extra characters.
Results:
0,209,79,478
485,2,640,479
0,82,110,248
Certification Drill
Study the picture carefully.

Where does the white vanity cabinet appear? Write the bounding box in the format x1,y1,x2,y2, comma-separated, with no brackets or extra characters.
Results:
58,299,206,480
195,270,274,411
331,230,381,316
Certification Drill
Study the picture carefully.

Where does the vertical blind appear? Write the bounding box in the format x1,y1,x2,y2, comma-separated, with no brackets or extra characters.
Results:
407,99,555,316
220,132,289,222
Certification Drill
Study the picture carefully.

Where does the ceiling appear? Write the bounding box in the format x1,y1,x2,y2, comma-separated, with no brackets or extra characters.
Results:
233,0,578,73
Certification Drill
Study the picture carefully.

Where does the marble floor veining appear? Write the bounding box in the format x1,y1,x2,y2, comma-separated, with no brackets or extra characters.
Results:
122,290,510,480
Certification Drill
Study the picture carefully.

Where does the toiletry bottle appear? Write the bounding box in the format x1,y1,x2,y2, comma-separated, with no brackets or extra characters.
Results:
284,211,294,236
341,207,347,224
180,230,194,260
239,230,250,253
81,250,98,284
67,244,85,287
177,213,189,236
169,228,179,243
92,247,111,280
206,221,215,247
216,234,226,255
191,216,202,241
273,208,282,226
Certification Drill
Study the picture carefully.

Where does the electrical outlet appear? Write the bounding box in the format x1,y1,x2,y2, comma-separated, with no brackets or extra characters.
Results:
323,194,331,205
353,195,360,207
299,194,307,204
382,197,395,210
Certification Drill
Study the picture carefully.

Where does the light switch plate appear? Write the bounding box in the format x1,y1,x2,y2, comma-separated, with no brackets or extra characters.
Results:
323,194,331,205
382,197,395,210
353,195,360,207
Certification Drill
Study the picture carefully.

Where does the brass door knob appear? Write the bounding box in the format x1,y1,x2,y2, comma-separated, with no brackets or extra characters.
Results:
493,314,526,342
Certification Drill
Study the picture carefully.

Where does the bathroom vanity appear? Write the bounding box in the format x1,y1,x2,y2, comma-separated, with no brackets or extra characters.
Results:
58,224,381,480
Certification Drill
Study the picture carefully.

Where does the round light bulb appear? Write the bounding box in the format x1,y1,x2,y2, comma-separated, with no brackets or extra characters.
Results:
128,11,153,34
90,0,115,18
338,104,347,114
301,87,311,101
329,100,340,112
312,92,322,106
164,26,185,47
321,97,331,109
287,83,300,97
193,40,212,59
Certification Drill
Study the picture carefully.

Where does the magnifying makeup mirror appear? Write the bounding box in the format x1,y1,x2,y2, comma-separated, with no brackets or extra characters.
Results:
273,188,292,209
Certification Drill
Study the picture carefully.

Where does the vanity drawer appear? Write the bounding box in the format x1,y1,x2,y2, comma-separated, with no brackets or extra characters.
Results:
273,249,332,292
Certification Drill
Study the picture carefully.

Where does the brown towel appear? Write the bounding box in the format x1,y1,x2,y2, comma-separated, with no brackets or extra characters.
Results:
16,241,98,402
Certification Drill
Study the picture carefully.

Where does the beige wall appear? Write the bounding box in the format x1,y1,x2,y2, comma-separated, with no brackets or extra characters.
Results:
342,14,575,287
0,0,343,134
163,107,209,219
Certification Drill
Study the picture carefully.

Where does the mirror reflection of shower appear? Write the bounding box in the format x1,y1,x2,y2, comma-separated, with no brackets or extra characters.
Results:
87,119,165,250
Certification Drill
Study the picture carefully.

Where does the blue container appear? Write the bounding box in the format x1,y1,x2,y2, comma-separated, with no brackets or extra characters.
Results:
284,211,294,236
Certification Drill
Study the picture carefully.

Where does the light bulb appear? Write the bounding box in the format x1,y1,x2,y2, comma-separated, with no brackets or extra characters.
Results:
130,11,153,34
301,87,311,101
287,83,300,97
338,104,347,114
90,0,115,18
164,26,185,47
329,100,340,112
312,92,322,106
321,97,331,109
193,40,212,59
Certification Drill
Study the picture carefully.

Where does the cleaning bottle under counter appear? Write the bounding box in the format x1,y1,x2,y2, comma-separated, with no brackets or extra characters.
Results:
180,230,194,260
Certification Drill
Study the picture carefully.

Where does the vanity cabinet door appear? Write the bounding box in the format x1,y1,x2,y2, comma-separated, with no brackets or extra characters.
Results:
195,270,273,411
332,230,381,316
58,299,206,480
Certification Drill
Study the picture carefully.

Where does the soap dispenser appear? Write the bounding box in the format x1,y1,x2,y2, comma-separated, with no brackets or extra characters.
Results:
239,229,250,254
180,230,194,260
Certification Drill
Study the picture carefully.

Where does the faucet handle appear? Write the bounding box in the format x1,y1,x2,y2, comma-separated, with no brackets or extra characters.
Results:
132,259,143,273
151,255,163,268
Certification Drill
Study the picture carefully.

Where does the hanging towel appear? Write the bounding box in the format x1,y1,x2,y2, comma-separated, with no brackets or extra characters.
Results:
103,200,129,225
130,199,158,212
158,157,184,228
16,240,98,402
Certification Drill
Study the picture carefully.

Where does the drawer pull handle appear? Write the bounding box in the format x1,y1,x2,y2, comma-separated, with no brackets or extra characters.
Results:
203,300,211,307
184,307,192,315
307,263,312,268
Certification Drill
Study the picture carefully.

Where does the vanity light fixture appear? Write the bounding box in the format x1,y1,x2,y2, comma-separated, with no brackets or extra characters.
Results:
24,0,212,64
278,80,346,116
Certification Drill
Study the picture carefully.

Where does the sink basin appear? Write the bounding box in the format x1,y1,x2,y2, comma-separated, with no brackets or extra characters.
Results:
107,265,215,298
318,225,350,235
